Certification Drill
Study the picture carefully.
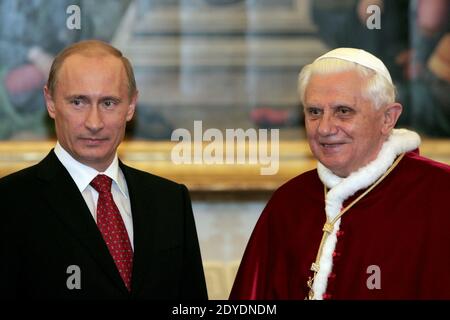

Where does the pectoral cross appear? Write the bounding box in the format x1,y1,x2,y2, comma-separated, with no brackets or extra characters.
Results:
306,275,315,300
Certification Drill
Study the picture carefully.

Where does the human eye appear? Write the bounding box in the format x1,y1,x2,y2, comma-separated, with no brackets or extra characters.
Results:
101,98,119,109
305,107,323,118
336,106,354,117
69,97,86,108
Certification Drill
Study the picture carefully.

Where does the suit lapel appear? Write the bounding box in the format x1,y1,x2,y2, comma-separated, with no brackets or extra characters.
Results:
37,151,129,294
120,163,160,295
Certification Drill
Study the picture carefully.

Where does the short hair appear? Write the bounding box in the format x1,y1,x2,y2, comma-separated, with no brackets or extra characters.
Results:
298,58,396,110
46,40,137,98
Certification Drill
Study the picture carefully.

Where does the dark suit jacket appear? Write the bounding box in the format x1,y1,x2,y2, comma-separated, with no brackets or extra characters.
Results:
0,150,208,300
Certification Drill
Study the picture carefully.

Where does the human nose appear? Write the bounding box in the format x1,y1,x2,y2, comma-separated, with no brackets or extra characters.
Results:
85,105,104,132
317,112,337,136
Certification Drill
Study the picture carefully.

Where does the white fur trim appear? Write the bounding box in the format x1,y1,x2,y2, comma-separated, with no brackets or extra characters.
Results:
311,129,420,299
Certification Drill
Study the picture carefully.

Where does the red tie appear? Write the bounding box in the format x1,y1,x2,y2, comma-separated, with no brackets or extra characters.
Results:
90,174,133,291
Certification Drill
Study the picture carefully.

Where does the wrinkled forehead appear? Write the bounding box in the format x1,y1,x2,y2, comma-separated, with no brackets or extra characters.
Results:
305,70,366,99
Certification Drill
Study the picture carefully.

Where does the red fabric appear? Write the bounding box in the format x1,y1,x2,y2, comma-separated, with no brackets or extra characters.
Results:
230,151,450,299
91,175,133,291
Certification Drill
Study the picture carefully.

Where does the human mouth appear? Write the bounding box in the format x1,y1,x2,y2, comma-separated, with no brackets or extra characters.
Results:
80,137,108,146
319,142,346,151
321,143,344,147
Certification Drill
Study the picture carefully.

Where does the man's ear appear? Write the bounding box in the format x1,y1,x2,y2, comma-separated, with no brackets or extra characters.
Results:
44,86,56,119
381,102,403,135
126,90,138,122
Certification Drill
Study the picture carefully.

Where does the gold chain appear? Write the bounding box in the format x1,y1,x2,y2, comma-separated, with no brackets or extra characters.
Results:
306,153,405,299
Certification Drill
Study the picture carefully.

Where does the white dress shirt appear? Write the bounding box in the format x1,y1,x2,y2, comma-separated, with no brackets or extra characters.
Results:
54,142,134,250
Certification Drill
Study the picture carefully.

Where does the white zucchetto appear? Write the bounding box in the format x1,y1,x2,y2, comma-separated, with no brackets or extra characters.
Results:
315,48,393,84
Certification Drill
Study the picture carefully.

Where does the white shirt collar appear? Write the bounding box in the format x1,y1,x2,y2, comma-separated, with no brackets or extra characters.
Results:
54,141,128,198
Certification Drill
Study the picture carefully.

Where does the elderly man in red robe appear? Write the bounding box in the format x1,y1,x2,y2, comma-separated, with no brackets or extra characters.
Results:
230,48,450,300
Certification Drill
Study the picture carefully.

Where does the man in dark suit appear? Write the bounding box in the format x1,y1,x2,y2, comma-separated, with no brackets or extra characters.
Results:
0,40,208,299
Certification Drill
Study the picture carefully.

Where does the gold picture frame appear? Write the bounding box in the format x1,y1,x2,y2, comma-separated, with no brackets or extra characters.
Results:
1,139,449,192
